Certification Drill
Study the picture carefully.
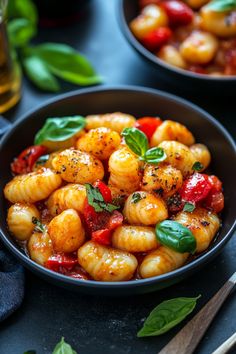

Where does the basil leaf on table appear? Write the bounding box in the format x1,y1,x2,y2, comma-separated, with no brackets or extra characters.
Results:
205,0,236,12
183,202,195,212
155,220,197,254
137,296,201,337
34,116,85,145
85,184,119,213
192,161,204,172
143,147,167,164
23,56,60,92
122,127,148,157
52,337,77,354
7,18,36,47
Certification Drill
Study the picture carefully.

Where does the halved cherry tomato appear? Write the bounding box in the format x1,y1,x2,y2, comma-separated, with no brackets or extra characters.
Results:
135,117,163,140
208,175,222,192
204,191,224,213
45,254,78,272
107,210,124,230
11,145,47,175
141,27,172,52
92,229,111,245
161,1,194,27
179,173,212,203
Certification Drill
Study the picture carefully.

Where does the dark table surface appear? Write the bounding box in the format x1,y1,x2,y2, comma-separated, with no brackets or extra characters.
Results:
0,1,235,353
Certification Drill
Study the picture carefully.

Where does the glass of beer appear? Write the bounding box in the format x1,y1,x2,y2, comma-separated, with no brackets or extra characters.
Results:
0,0,21,114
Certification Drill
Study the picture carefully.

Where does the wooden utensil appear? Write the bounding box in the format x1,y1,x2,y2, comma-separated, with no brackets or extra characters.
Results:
158,272,236,354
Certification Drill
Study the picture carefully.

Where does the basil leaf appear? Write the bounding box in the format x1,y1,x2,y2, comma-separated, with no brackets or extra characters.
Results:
8,18,36,47
155,220,196,254
131,192,146,204
35,154,50,167
137,296,201,337
34,116,85,145
143,147,167,164
23,56,60,92
192,161,203,171
32,217,46,233
26,43,102,86
183,202,195,212
7,0,38,24
52,337,77,354
205,0,236,12
85,184,119,213
122,127,148,157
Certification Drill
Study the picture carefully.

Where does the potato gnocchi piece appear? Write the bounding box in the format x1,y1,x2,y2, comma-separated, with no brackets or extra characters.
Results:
174,207,220,253
7,203,40,241
112,226,159,253
48,209,85,253
4,168,62,204
190,144,211,171
40,130,85,152
140,246,189,278
52,149,104,184
78,241,138,281
76,127,121,160
85,112,136,133
47,184,86,216
28,231,53,266
142,163,183,198
158,45,187,69
158,141,196,177
185,0,209,9
150,120,195,147
123,191,168,225
108,146,141,194
200,7,236,38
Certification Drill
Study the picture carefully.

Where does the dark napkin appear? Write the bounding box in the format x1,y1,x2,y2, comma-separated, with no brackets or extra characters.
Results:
0,243,25,322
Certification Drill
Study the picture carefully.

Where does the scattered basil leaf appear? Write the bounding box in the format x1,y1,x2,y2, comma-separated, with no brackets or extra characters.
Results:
8,18,36,47
25,43,102,86
23,56,60,92
155,220,196,254
122,127,148,157
7,0,38,25
85,184,119,213
131,192,146,204
52,337,77,354
183,202,195,212
192,161,204,172
34,116,85,145
32,217,46,233
35,154,50,166
205,0,236,12
137,296,201,337
143,147,167,164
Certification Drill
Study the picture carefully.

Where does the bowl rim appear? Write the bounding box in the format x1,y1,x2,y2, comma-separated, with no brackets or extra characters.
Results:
117,0,236,82
0,85,236,290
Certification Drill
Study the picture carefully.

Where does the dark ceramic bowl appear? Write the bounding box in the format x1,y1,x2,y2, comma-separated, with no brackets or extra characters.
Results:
0,86,235,295
118,0,236,92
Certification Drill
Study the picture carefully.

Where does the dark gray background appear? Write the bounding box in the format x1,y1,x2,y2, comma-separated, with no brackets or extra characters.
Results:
0,1,235,353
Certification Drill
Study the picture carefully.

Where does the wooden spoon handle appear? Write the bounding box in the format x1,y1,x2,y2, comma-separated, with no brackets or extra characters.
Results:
158,273,236,354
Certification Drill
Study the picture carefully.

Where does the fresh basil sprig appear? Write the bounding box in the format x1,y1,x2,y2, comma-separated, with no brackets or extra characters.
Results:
32,217,46,233
52,337,77,354
205,0,236,12
137,296,201,337
155,220,196,254
85,184,119,213
192,161,204,172
122,127,166,165
34,116,85,145
183,202,195,212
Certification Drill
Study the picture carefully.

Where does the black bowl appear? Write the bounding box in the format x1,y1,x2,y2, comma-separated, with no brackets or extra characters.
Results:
0,86,235,295
118,0,236,92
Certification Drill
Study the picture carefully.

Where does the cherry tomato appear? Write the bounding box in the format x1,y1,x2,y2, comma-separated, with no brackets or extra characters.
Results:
107,210,124,230
11,145,47,175
139,0,162,8
179,173,212,203
45,254,78,272
204,191,224,213
135,117,163,139
93,180,112,203
92,229,111,245
207,175,222,192
141,27,172,52
161,1,194,27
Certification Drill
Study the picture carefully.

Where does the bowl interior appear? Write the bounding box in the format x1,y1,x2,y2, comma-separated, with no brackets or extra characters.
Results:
0,87,235,292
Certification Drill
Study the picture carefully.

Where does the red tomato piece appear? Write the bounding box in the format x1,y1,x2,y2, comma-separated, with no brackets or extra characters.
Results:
92,229,111,245
139,0,162,8
45,254,78,272
135,117,163,140
141,27,172,52
179,173,212,203
93,180,112,203
83,199,110,233
107,210,124,230
204,191,224,213
161,1,194,27
11,145,47,175
207,175,222,193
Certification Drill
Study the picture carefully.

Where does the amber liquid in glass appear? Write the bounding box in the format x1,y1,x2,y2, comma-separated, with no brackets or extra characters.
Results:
0,17,21,113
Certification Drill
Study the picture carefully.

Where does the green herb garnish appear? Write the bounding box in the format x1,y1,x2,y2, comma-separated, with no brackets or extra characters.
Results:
131,192,146,204
35,154,50,166
52,337,77,354
192,161,203,172
85,184,119,213
122,127,166,165
34,116,85,145
155,220,196,254
32,217,46,233
183,202,196,212
205,0,236,12
137,296,201,337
